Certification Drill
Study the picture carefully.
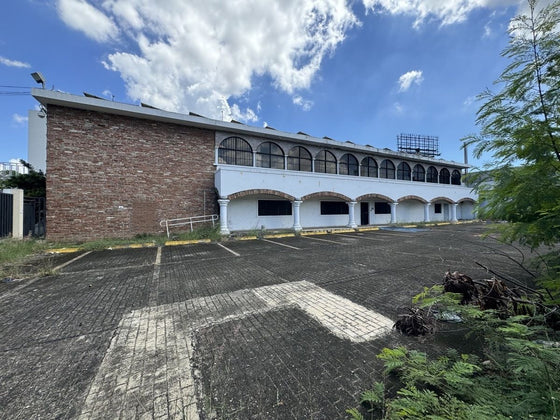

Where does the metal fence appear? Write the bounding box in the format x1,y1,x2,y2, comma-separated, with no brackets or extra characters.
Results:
0,192,14,238
24,197,46,237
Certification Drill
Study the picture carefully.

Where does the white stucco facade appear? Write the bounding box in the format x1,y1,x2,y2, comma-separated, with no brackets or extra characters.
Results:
215,163,476,233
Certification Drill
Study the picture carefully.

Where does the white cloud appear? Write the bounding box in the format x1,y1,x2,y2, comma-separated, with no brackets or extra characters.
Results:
293,95,314,111
12,114,28,125
398,70,423,92
57,0,119,42
362,0,525,28
0,56,30,68
393,102,404,113
57,0,358,120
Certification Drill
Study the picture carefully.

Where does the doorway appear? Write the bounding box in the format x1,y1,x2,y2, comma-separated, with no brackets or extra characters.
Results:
360,202,369,225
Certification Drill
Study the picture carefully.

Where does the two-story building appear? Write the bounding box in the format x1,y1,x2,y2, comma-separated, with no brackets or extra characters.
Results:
31,88,476,240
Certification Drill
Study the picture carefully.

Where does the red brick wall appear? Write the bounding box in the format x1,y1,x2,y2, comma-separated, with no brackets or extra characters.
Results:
46,105,217,241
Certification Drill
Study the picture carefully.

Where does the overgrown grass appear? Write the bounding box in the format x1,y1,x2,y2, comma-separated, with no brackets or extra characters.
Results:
0,224,222,278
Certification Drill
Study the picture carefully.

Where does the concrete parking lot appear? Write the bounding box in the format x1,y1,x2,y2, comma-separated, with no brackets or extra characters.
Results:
0,223,535,419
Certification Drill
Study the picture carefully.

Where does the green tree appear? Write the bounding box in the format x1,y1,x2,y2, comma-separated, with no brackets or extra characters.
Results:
464,0,560,249
0,160,46,197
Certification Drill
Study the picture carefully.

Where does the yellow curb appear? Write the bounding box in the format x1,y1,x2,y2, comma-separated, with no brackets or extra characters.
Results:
401,224,418,228
238,236,258,241
357,226,380,232
332,229,356,234
301,230,328,236
48,247,82,254
165,239,212,246
263,233,295,239
128,243,156,248
435,222,451,226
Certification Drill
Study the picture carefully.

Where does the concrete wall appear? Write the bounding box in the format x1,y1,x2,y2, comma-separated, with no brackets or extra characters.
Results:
28,110,47,173
46,106,217,240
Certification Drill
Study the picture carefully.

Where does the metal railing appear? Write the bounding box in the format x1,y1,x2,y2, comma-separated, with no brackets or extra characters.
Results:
160,214,219,238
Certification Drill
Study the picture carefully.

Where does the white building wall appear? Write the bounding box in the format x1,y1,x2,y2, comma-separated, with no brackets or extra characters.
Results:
397,201,425,223
28,110,47,172
228,198,294,231
300,200,349,228
215,165,476,231
215,166,476,204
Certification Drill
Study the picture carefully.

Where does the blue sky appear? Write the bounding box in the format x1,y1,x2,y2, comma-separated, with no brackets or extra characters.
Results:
0,0,544,168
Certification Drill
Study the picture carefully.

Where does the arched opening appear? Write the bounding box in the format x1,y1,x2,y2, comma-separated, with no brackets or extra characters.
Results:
256,142,284,169
339,153,359,176
287,146,312,172
218,136,253,166
397,162,411,180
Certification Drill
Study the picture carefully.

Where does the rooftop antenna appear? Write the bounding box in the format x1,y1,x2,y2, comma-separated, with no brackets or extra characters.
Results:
31,72,46,89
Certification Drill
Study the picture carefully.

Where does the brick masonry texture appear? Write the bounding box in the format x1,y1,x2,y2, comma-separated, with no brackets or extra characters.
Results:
46,105,218,240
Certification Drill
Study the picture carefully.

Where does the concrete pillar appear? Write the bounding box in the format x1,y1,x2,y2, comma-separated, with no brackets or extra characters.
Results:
10,189,24,239
424,203,431,223
284,155,288,170
451,203,458,223
293,200,302,231
218,198,230,234
252,151,256,167
390,202,398,224
347,201,357,228
214,147,219,165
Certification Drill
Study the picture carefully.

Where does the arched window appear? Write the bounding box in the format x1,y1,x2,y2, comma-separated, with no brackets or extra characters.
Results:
339,153,359,176
287,146,312,172
380,159,395,179
360,157,378,177
218,136,253,166
315,150,337,174
413,164,425,182
397,162,411,180
427,166,438,183
439,168,450,184
256,142,284,169
451,170,462,185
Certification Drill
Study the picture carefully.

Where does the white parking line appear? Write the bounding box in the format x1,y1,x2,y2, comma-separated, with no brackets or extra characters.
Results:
262,238,301,250
338,233,385,241
302,235,346,245
216,242,241,257
53,251,92,272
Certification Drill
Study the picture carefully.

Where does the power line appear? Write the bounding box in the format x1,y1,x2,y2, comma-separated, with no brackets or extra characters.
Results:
0,85,33,89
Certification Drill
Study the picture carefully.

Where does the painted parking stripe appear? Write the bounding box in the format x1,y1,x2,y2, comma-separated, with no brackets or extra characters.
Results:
216,242,241,257
53,250,92,272
338,233,385,241
262,238,301,250
302,235,346,245
80,281,392,419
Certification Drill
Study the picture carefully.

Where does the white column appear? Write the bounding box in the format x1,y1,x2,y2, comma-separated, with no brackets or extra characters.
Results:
214,147,219,165
390,202,398,224
347,201,357,228
293,200,302,231
424,203,431,222
284,155,288,170
10,188,24,239
218,198,230,234
451,203,458,223
252,151,256,167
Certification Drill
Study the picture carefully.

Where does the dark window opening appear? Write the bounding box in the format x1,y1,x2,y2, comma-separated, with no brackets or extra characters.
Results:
434,203,442,214
287,146,312,172
397,162,411,180
360,157,378,177
258,200,292,216
413,164,425,182
380,159,395,179
374,202,391,214
339,153,359,176
256,142,284,169
451,170,462,185
320,201,348,215
427,166,438,183
218,136,253,166
315,150,337,174
439,168,450,184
